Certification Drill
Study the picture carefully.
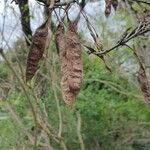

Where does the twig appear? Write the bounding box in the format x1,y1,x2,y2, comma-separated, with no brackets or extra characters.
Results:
36,0,76,8
4,101,34,145
54,90,63,138
49,52,63,143
84,21,150,57
50,0,76,8
84,79,142,99
129,0,150,5
76,112,85,150
0,48,38,149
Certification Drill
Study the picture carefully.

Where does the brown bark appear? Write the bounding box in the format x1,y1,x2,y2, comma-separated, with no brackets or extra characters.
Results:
18,0,32,46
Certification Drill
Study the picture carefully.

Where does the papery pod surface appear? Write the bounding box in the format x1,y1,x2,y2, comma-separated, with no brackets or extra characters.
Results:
26,19,49,81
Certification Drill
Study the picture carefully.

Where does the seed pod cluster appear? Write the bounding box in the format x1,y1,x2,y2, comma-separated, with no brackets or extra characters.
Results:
105,0,118,17
56,22,83,106
26,19,49,81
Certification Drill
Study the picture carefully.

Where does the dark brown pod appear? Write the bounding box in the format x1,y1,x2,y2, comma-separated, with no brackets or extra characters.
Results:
105,0,112,17
137,64,150,104
112,0,118,11
26,19,49,81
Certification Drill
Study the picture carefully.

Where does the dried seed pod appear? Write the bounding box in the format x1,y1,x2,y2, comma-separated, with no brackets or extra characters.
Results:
66,24,82,92
64,23,83,105
137,64,150,104
105,0,118,17
105,0,112,17
26,19,49,81
56,22,83,105
112,0,118,10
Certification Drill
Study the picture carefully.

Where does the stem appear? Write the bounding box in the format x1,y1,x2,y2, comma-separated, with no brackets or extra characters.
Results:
0,49,38,149
76,112,85,150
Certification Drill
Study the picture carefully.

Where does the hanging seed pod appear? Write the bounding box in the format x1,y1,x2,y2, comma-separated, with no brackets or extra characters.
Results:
26,19,49,81
112,0,118,11
105,0,118,17
137,64,150,104
56,22,83,106
64,22,83,105
105,0,112,17
55,23,70,104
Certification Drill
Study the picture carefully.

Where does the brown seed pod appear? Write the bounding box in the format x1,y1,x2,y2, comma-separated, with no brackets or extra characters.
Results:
137,64,150,104
26,19,49,81
65,23,83,105
112,0,118,11
105,0,112,17
56,22,83,106
105,0,118,17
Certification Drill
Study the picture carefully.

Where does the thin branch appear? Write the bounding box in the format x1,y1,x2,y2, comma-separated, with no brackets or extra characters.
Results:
129,0,150,5
3,19,20,50
0,48,38,149
4,101,34,145
76,112,85,150
84,21,150,57
50,0,76,8
47,51,64,147
84,79,142,99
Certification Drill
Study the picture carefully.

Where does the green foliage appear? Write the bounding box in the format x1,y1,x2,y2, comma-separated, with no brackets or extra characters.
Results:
0,62,9,79
0,47,150,150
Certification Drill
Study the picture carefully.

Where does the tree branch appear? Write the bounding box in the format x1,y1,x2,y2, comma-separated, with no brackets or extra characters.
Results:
129,0,150,5
84,21,150,57
18,0,32,46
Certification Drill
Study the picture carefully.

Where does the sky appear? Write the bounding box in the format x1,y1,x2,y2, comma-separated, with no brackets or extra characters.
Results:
0,0,5,13
0,0,45,49
0,0,115,50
